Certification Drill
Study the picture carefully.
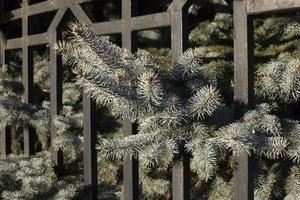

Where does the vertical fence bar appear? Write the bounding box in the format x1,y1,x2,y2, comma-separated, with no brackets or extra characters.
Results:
122,0,139,199
22,0,35,156
170,1,191,199
0,32,11,157
83,91,97,199
23,47,35,156
122,119,139,200
50,30,64,174
70,7,99,200
233,0,255,200
47,7,69,175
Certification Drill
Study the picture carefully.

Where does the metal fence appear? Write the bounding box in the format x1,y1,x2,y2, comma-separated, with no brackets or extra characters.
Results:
0,0,298,199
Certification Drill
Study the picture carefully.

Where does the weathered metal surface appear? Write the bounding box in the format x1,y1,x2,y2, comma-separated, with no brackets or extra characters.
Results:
5,33,49,50
91,11,171,36
122,0,139,199
70,5,92,25
50,30,64,173
90,20,123,35
22,1,35,156
28,33,49,46
131,12,171,31
172,148,190,200
1,0,93,22
0,31,5,71
234,0,254,106
6,38,22,50
170,1,191,199
83,91,97,200
233,1,255,200
0,32,10,157
68,9,99,200
247,0,300,15
123,120,139,200
48,8,68,32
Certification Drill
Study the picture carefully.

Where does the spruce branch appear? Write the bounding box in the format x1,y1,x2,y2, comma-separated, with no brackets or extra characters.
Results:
189,85,222,120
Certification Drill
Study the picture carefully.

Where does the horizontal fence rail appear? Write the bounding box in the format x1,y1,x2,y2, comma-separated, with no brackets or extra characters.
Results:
1,0,299,199
247,0,300,14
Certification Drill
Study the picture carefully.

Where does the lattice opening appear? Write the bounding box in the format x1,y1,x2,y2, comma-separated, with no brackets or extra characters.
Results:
0,19,22,39
28,11,57,35
1,1,21,12
31,45,50,103
80,0,121,23
136,0,172,16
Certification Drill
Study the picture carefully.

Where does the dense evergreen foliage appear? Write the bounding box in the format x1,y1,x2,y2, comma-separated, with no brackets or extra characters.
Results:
0,0,300,199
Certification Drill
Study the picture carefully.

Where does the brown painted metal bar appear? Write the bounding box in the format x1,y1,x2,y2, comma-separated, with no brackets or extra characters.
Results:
53,0,93,10
48,8,67,171
28,0,92,17
123,119,139,200
28,33,49,46
27,0,56,17
83,90,97,200
23,46,35,156
0,32,11,157
170,0,192,199
70,5,92,25
91,20,122,35
90,12,170,35
122,0,137,51
170,3,189,60
50,30,64,174
6,38,22,50
22,0,35,156
234,0,254,106
122,0,139,199
233,0,255,200
1,0,93,23
70,7,99,199
5,6,171,50
247,0,300,15
131,12,171,31
48,8,68,32
6,33,50,50
0,31,4,72
168,0,195,11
